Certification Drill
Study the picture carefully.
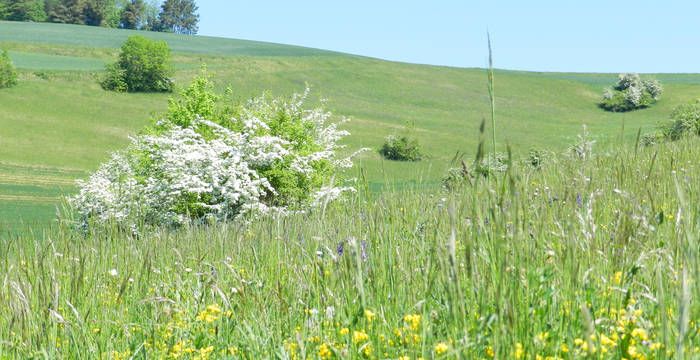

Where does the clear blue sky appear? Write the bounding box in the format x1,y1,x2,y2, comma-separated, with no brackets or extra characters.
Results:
192,0,699,73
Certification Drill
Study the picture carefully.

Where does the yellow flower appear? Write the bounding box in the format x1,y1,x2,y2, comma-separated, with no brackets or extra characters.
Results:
614,271,623,284
403,314,421,331
339,327,349,335
363,344,372,356
631,328,648,341
318,344,332,360
514,343,524,359
206,304,222,313
486,346,495,358
364,310,376,322
353,330,369,343
434,342,448,355
398,356,410,360
601,334,616,347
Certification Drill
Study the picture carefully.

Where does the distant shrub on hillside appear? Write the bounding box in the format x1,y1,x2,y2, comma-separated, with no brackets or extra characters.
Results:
101,35,173,92
379,135,422,161
0,49,18,89
660,100,700,140
600,73,662,112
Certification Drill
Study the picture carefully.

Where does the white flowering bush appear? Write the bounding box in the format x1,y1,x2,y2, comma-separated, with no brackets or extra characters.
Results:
71,74,364,228
600,73,662,112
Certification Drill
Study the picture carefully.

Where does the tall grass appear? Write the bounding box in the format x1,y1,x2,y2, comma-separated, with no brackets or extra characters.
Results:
0,135,697,359
487,32,497,159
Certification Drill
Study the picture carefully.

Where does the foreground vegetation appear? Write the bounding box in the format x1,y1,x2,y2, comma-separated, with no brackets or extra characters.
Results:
1,134,697,359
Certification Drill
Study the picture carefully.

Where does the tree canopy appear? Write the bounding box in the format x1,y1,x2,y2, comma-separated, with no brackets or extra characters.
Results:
1,0,198,34
156,0,198,34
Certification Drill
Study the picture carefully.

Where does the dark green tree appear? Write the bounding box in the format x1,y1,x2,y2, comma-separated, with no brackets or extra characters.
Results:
156,0,198,34
0,1,8,19
102,35,173,92
48,0,87,24
84,0,109,25
119,0,143,29
0,0,47,21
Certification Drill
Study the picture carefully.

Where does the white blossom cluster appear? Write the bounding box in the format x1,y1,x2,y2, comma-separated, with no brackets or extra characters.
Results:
70,90,365,228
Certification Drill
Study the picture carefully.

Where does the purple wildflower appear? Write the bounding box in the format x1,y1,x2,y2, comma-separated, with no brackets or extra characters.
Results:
336,241,344,256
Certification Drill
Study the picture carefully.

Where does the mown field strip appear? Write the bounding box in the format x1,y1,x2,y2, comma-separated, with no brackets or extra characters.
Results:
0,195,58,203
0,174,75,186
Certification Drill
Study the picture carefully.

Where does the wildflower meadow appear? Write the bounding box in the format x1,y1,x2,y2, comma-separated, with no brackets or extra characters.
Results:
1,131,697,359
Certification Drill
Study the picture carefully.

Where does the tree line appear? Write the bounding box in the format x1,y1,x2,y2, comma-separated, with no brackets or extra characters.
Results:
0,0,199,34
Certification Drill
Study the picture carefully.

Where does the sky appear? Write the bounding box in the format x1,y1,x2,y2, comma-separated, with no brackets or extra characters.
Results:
193,0,700,73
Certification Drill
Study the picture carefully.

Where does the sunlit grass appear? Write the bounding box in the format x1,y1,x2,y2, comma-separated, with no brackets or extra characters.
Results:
1,135,697,359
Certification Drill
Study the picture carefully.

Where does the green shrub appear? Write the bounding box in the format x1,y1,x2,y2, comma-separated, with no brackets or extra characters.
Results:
101,35,173,92
660,100,700,140
640,132,662,147
600,73,661,112
527,148,551,169
152,72,352,208
472,153,509,177
379,135,422,161
0,49,18,89
101,63,128,92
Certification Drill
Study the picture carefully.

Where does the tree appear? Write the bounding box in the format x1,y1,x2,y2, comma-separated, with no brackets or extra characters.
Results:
84,0,109,25
119,0,142,29
48,0,87,24
139,0,158,30
101,35,173,92
156,0,198,34
1,0,47,21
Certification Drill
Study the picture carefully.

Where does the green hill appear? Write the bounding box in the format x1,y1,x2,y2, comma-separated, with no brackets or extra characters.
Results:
1,20,699,231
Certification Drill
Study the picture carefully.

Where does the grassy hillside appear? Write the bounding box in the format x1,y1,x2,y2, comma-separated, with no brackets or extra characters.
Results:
1,21,700,230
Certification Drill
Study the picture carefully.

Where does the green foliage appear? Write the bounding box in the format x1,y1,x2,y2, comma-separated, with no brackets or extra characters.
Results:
0,0,47,21
600,73,661,112
83,0,110,26
379,134,422,161
101,0,126,27
119,0,143,29
154,0,198,34
101,35,173,92
163,68,223,128
640,132,662,147
661,100,700,140
0,49,18,88
153,71,340,207
100,62,127,91
527,147,551,169
47,0,87,24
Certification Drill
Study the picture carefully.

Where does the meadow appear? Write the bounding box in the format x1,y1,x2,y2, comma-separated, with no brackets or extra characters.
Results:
3,21,700,230
0,17,698,360
0,132,697,359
